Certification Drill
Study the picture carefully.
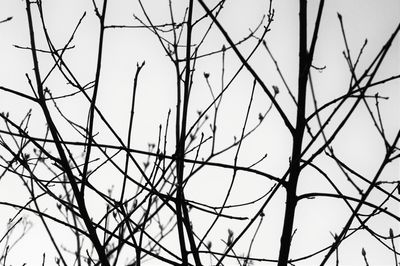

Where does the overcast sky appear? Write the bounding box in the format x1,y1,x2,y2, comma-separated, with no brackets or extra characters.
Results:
0,1,399,265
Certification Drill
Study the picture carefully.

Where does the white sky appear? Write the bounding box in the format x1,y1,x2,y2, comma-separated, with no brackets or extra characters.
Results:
0,0,399,265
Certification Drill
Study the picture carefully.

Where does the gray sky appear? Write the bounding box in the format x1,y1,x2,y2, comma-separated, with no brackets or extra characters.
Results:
0,1,399,265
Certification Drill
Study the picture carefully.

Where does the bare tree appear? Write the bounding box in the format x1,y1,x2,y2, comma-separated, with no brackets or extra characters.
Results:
0,0,399,265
